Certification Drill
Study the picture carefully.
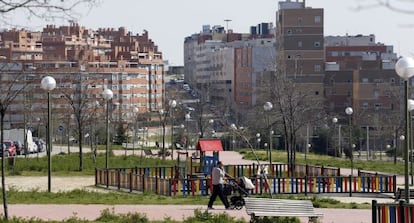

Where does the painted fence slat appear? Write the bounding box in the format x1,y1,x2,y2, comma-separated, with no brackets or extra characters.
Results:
372,200,414,223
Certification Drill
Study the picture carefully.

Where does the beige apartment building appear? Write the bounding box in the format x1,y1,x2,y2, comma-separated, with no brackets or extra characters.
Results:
0,23,164,135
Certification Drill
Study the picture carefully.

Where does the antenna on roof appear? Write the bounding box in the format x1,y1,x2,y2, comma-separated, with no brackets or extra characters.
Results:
224,19,232,32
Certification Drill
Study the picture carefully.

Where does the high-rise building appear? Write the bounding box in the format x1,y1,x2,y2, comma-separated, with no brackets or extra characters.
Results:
276,0,324,78
274,0,326,109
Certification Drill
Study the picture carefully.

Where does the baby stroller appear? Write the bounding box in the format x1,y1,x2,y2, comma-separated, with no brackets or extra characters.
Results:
225,176,255,210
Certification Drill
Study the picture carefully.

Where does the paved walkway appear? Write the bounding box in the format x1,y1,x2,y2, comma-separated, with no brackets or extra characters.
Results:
1,204,372,223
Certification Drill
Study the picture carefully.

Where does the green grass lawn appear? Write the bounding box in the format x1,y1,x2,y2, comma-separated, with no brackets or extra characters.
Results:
7,151,176,176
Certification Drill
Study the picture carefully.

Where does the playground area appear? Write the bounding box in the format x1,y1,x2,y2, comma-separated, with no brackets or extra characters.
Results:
96,139,397,197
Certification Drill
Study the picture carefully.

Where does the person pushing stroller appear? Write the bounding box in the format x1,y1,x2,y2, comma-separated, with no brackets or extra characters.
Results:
207,161,234,210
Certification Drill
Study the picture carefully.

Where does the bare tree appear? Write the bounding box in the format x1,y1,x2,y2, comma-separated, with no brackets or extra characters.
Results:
272,74,324,175
60,73,98,171
355,0,414,14
0,0,98,26
0,64,29,220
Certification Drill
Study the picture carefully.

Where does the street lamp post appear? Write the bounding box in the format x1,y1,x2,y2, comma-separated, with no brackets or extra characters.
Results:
41,76,56,193
256,133,261,150
386,144,391,161
263,101,273,167
133,107,139,156
332,117,339,157
408,99,414,186
102,89,113,169
209,119,214,138
185,113,191,152
159,109,166,160
306,143,311,162
264,102,273,167
169,100,177,160
395,56,414,203
345,107,354,176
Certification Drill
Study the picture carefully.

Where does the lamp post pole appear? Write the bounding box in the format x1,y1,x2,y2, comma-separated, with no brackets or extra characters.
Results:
345,107,354,176
169,100,177,160
332,117,338,157
264,102,273,167
133,107,139,156
102,89,113,169
408,99,414,186
41,76,56,193
159,109,166,160
395,57,414,203
185,113,191,152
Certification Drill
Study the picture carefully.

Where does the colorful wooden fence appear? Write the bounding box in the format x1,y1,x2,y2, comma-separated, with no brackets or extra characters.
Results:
372,200,414,223
223,163,340,179
95,168,396,197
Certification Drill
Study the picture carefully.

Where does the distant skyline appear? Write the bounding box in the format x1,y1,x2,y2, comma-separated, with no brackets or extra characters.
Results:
8,0,414,66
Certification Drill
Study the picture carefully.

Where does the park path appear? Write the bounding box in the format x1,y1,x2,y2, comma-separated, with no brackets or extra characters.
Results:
1,204,372,223
1,150,401,223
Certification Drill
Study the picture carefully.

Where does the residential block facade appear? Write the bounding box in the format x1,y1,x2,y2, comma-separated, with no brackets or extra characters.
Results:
0,23,164,133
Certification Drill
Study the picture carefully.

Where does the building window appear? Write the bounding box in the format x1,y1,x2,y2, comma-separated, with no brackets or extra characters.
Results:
375,103,381,110
287,29,292,35
315,91,319,95
314,15,321,23
374,90,380,98
314,64,321,72
298,41,302,48
362,78,368,83
363,102,368,109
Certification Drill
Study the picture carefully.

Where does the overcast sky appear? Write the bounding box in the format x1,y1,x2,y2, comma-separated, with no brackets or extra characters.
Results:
10,0,414,66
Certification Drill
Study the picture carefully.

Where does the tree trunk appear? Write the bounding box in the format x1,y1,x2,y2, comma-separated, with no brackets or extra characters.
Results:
78,125,83,171
1,113,9,220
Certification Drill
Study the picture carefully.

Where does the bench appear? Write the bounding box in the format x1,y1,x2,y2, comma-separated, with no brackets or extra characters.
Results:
244,197,322,223
143,149,157,157
394,188,414,200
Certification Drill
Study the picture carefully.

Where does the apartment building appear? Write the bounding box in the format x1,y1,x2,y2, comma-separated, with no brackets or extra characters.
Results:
275,0,325,107
323,34,402,150
324,34,400,114
183,23,276,119
276,0,324,77
0,23,164,132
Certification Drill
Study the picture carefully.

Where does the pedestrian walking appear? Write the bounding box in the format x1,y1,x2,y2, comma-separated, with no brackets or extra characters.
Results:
207,161,233,210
